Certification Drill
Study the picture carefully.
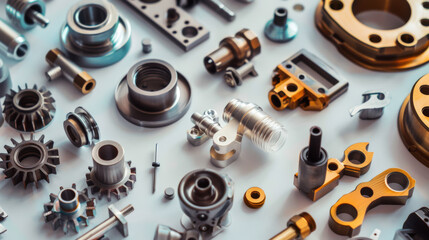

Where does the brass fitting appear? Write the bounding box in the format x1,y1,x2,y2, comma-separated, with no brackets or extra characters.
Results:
243,187,265,208
398,73,429,167
270,212,316,240
45,49,96,94
204,29,261,74
329,168,415,237
315,0,429,71
294,142,373,201
269,50,348,111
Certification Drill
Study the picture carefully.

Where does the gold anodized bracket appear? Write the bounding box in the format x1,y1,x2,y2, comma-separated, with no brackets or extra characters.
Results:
294,142,373,201
315,0,429,71
269,49,348,111
329,168,415,237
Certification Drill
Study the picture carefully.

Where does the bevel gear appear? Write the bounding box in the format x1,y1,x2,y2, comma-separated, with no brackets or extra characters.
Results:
0,134,59,188
43,184,96,234
86,140,136,201
3,84,55,132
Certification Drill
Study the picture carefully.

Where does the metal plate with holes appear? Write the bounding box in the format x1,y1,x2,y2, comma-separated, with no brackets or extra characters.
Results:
123,0,209,51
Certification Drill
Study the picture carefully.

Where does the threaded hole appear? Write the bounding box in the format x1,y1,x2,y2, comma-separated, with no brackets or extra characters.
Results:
133,63,172,91
16,44,28,58
251,191,260,199
98,144,118,161
253,118,287,152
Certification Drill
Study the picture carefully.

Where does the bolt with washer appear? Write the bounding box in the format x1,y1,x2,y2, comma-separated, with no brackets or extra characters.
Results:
224,60,258,87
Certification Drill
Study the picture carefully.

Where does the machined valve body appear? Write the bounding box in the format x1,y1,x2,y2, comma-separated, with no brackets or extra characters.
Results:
178,169,234,239
0,19,29,60
60,0,131,67
115,59,191,127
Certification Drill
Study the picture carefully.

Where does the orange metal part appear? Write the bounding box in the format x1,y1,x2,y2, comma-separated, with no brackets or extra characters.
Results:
243,187,266,209
329,168,415,236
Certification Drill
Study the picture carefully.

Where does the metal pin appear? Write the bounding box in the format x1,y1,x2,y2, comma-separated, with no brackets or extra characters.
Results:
152,143,160,194
27,9,49,28
142,39,152,54
201,0,236,21
76,204,134,240
349,90,390,120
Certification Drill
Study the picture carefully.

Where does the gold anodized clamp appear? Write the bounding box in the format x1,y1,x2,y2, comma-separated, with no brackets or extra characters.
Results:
329,168,415,237
294,142,373,201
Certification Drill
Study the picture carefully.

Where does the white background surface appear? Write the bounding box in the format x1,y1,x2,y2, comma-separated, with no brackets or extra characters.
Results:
0,0,428,239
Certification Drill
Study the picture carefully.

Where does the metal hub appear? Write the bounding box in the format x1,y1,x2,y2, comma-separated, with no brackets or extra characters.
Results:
0,134,60,188
115,59,192,128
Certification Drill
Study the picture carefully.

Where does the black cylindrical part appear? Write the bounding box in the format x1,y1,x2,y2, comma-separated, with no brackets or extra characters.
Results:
297,126,328,193
308,126,322,163
273,8,288,26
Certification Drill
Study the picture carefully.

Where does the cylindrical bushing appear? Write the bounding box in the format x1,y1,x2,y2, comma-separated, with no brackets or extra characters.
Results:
297,126,328,193
58,188,79,212
0,19,29,60
91,140,126,185
60,0,131,67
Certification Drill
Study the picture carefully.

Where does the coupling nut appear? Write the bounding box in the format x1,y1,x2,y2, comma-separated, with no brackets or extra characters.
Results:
204,29,261,74
270,212,316,240
46,49,96,94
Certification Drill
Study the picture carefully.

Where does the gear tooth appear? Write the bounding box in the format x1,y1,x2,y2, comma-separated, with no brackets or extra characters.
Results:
33,84,38,90
22,172,29,188
45,140,54,149
50,193,57,202
47,155,60,165
43,211,55,222
18,85,22,91
38,134,45,143
45,163,57,173
9,89,16,95
59,186,64,190
127,161,131,166
107,191,111,202
85,173,92,181
126,179,135,189
4,145,13,153
130,167,136,174
62,220,69,234
79,215,88,226
30,133,34,140
20,134,25,141
52,216,61,230
72,183,76,189
40,168,50,182
11,171,23,186
88,166,93,171
11,138,18,146
44,202,54,212
3,167,16,178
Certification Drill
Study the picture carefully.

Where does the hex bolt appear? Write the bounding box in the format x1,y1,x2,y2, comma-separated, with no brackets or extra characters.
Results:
45,49,96,94
76,204,134,240
224,60,258,87
270,212,316,240
6,0,49,30
142,39,152,54
264,8,298,43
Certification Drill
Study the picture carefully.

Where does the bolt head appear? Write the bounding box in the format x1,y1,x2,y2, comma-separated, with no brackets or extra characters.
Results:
236,29,261,56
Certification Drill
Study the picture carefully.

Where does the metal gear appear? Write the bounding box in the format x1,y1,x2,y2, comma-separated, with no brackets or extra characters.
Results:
43,184,96,234
86,140,136,201
0,134,59,188
3,84,55,132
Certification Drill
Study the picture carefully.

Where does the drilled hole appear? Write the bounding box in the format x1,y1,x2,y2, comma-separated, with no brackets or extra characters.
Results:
330,0,344,10
386,172,409,191
133,63,172,91
85,82,94,91
423,107,429,117
60,189,77,201
400,33,415,44
16,44,28,58
420,85,429,95
251,191,260,199
360,187,373,198
336,204,358,222
219,136,227,142
369,34,381,43
348,150,366,164
287,83,298,92
422,19,429,27
318,88,326,94
424,2,429,9
328,163,338,171
196,177,210,189
182,26,198,38
271,95,282,108
98,144,119,161
76,4,107,27
17,146,42,168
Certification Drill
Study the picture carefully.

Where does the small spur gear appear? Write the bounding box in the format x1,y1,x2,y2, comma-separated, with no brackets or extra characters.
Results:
43,184,96,234
0,134,60,188
86,140,136,201
3,84,55,132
